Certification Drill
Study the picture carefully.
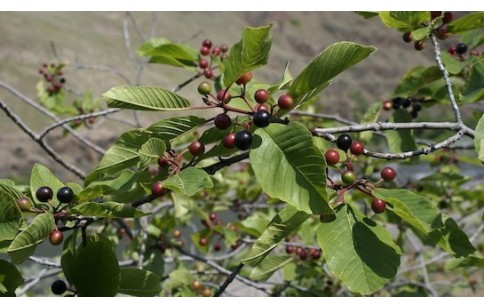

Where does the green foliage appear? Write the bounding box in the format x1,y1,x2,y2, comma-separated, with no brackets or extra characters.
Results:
474,113,484,163
118,268,161,297
447,12,484,34
385,110,417,153
162,168,213,196
378,12,429,32
460,58,484,103
70,201,149,218
0,259,24,296
137,37,198,68
0,188,22,242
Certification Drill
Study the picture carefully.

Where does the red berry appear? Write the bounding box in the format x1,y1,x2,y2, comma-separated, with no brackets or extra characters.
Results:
151,181,168,197
381,167,397,181
350,141,365,155
211,47,221,56
436,27,449,40
209,212,217,221
158,156,169,168
324,149,340,165
49,230,64,246
277,94,294,110
213,243,222,251
200,46,210,56
371,198,386,214
222,133,236,149
256,104,269,112
254,89,269,104
382,100,393,111
202,39,212,49
448,45,457,55
442,12,453,24
199,59,209,69
430,11,442,20
189,141,205,156
199,237,209,246
286,246,294,254
214,113,232,130
216,90,231,103
204,68,213,79
309,248,322,260
236,72,253,85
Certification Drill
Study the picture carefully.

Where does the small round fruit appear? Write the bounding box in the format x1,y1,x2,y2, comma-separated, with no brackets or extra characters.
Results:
448,45,457,55
49,230,64,246
430,11,442,20
173,229,182,238
277,94,294,110
382,100,393,111
252,110,271,128
189,141,205,156
56,187,74,204
456,43,467,55
197,82,211,95
324,149,340,165
192,280,202,291
151,181,168,197
220,44,229,53
402,32,412,43
203,68,213,79
213,243,222,251
209,212,217,221
216,90,231,104
201,287,212,297
286,246,294,254
381,167,397,181
401,98,412,108
36,186,53,202
256,104,269,112
51,280,67,295
414,40,425,51
202,39,212,49
309,248,322,260
222,133,236,149
236,72,253,85
341,171,357,185
211,47,221,56
336,134,353,152
199,59,209,69
15,197,32,211
436,27,449,40
350,141,365,156
199,237,209,246
158,156,169,168
371,198,386,214
442,12,453,24
214,113,232,130
254,89,269,104
200,46,210,56
234,130,253,150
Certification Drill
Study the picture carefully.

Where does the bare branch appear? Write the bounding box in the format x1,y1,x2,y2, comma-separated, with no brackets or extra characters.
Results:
214,263,244,297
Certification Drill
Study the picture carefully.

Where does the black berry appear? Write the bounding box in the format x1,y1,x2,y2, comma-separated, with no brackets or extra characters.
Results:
252,110,271,128
235,130,253,150
56,187,74,204
456,43,467,55
214,113,232,130
336,134,352,152
51,280,67,295
36,186,53,202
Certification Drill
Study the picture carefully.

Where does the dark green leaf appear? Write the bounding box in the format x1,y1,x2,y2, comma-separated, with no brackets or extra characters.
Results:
447,12,484,34
460,59,484,104
118,268,161,297
146,116,206,140
0,189,22,242
104,86,191,111
250,122,331,214
394,66,442,97
222,25,272,87
0,259,24,295
242,205,310,267
428,215,475,257
7,213,55,264
289,42,375,107
70,202,148,218
163,168,213,197
317,204,401,295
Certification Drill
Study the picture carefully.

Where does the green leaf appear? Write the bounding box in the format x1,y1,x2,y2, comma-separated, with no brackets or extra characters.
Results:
168,267,193,288
385,110,417,153
0,189,22,242
289,42,375,107
70,202,148,218
378,12,429,32
163,168,213,197
359,102,382,143
447,12,484,34
429,215,475,257
69,235,120,296
7,213,55,264
222,25,272,87
104,86,191,111
372,188,443,234
242,205,310,267
250,122,331,214
445,254,484,270
146,116,206,140
267,62,293,94
0,183,23,200
118,268,161,297
474,113,484,162
248,255,294,281
460,59,484,104
394,66,442,97
317,204,401,295
30,163,65,204
136,37,171,55
138,138,166,170
137,37,198,68
355,11,379,19
411,27,430,41
0,259,24,295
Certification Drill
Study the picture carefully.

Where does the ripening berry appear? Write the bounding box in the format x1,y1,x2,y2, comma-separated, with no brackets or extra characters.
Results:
254,89,269,104
381,167,397,181
371,198,386,214
189,141,205,156
350,141,365,156
324,149,340,165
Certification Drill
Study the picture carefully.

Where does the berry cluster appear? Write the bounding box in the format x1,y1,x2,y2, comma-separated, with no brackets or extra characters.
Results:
448,42,479,61
191,280,213,297
198,39,229,80
286,245,322,261
38,62,66,95
198,212,241,252
382,97,422,118
401,11,453,51
324,134,397,214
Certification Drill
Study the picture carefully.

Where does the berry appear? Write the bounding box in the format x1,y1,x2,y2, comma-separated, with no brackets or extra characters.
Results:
213,243,222,251
222,133,236,149
371,198,386,214
442,12,453,24
189,141,205,156
51,280,67,295
220,44,229,53
203,68,213,79
448,45,457,55
392,97,402,109
456,43,467,55
286,246,294,254
199,237,209,246
430,11,442,20
252,110,271,128
402,32,413,43
324,149,340,165
236,72,253,85
336,134,352,152
209,212,217,221
15,197,32,211
412,103,422,112
254,89,269,104
158,156,169,168
202,39,212,49
350,141,365,155
36,186,53,202
214,113,232,130
211,47,221,56
197,82,211,95
298,249,308,260
256,104,269,112
151,181,168,197
201,287,212,297
199,59,209,69
381,167,397,181
309,248,322,260
49,230,64,246
192,280,202,291
56,187,74,204
216,90,231,104
341,171,357,185
436,27,449,40
277,94,294,110
414,40,425,51
382,100,393,111
200,46,210,56
401,98,412,108
234,130,253,150
295,247,304,256
173,229,182,238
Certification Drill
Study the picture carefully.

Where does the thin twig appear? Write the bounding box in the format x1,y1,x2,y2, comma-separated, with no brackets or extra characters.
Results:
214,263,244,297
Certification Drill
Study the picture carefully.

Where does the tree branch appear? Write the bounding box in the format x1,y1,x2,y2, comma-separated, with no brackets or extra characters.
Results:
214,263,244,297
